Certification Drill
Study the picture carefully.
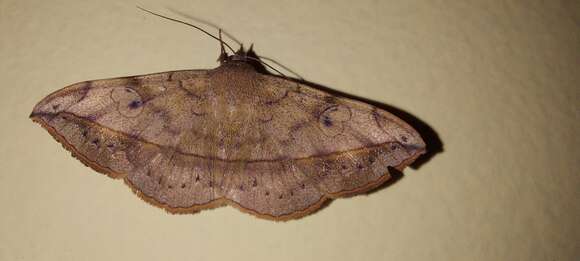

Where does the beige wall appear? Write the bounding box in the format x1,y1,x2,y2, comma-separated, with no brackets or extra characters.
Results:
1,1,578,260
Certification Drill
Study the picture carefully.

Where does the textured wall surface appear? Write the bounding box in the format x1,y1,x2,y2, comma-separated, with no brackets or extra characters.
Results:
1,1,578,260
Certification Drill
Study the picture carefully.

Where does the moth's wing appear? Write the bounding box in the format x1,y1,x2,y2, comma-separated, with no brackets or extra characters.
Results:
30,70,225,209
223,74,426,218
31,67,426,221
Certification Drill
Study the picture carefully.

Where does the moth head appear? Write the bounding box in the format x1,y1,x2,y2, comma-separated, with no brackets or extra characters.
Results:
219,44,269,75
220,44,252,63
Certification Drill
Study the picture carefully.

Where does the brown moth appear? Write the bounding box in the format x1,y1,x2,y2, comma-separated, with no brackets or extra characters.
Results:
30,11,426,221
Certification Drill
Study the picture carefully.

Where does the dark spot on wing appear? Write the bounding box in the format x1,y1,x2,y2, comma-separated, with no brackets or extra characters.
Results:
322,116,333,127
128,100,142,109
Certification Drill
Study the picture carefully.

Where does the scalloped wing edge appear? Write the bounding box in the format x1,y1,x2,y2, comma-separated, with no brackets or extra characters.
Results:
31,115,424,221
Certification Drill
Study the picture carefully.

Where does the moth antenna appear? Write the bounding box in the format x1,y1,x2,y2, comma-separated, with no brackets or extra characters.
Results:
257,55,304,80
137,7,301,79
137,6,236,54
166,7,243,48
244,56,290,79
217,29,228,63
219,29,225,53
246,43,303,79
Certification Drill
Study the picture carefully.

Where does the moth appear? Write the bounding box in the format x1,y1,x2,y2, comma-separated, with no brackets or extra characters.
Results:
30,10,426,221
